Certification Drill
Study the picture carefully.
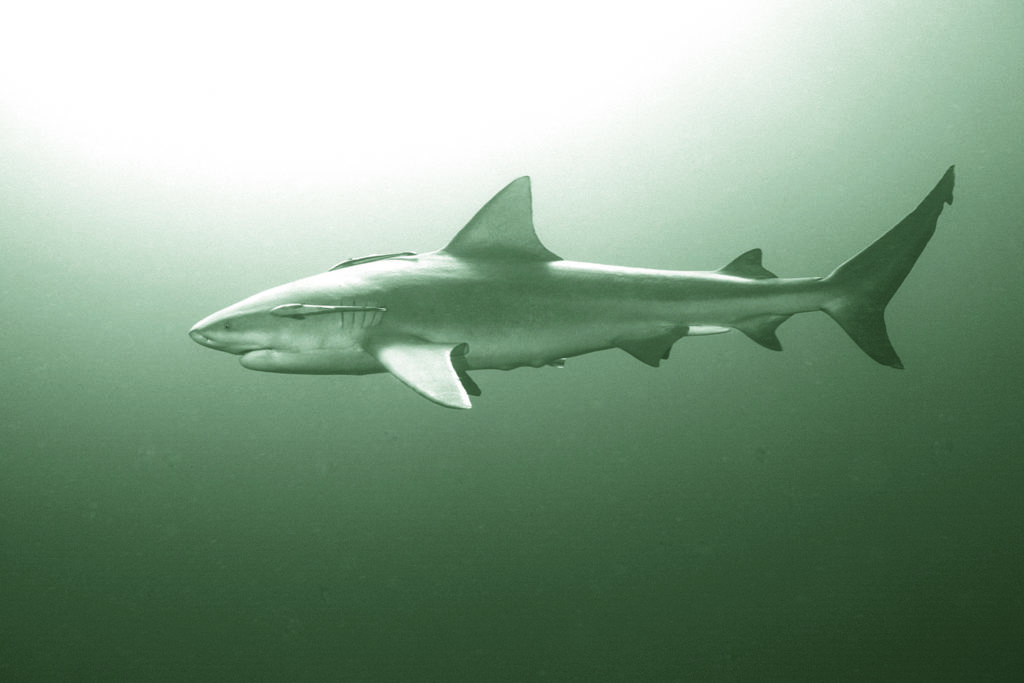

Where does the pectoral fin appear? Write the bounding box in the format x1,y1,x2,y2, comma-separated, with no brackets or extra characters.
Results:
364,335,474,409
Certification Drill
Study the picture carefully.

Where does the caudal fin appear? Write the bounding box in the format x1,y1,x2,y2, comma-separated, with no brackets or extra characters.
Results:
822,166,955,368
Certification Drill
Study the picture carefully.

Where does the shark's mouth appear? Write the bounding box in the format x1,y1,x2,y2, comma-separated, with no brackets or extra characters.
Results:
188,329,259,354
188,329,219,348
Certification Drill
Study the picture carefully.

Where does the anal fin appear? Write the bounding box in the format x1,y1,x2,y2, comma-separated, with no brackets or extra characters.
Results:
734,314,791,351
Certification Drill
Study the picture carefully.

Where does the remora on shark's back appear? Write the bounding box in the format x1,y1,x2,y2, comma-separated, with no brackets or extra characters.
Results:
190,167,956,409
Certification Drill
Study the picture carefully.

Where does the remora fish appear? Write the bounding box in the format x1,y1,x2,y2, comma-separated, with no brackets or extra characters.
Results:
190,167,955,409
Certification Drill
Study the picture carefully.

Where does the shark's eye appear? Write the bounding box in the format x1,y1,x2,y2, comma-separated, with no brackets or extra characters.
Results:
223,321,232,330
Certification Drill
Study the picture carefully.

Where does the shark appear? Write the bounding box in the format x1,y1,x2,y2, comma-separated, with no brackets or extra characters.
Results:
189,166,955,409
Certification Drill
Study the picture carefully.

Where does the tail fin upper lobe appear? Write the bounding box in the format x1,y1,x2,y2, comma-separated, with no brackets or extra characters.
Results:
822,166,955,368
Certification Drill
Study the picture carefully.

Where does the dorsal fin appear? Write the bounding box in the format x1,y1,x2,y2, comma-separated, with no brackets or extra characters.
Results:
441,177,561,261
718,248,777,279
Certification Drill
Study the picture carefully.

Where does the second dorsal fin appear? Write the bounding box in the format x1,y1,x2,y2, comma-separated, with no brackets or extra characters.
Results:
718,249,777,279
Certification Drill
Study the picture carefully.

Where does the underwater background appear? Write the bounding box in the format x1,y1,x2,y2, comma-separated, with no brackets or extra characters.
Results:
2,2,1022,680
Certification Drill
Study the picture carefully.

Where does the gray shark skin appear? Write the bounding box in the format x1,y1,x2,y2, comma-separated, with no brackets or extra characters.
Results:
190,167,955,409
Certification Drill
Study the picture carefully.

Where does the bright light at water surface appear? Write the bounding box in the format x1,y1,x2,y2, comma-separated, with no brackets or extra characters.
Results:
0,1,775,185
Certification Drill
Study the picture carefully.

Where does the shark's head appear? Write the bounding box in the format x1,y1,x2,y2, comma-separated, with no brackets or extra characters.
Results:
189,305,274,356
189,272,387,374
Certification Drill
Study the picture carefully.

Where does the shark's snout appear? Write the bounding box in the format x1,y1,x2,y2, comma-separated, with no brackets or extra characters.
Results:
189,315,271,356
189,325,216,348
189,321,230,351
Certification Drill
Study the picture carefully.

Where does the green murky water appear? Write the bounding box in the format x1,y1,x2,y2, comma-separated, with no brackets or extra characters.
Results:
2,3,1022,680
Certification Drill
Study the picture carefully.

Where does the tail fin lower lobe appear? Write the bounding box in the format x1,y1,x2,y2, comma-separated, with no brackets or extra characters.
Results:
822,166,955,368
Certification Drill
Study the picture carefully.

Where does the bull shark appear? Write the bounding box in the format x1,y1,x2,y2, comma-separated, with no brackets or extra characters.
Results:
189,166,955,409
